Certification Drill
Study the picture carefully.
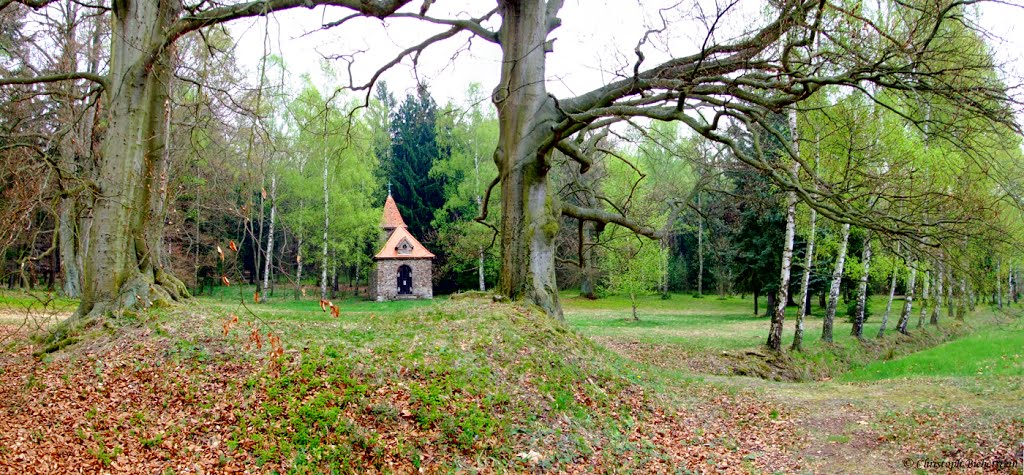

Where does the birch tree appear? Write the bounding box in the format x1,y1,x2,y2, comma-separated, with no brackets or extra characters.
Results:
850,231,872,339
896,265,918,334
766,108,800,351
822,222,851,343
2,0,1017,322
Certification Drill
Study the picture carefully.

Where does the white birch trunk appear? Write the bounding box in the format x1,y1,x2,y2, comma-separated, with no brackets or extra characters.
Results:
767,108,801,351
931,264,942,325
697,206,704,297
958,274,968,319
897,266,918,334
917,271,929,328
261,175,277,302
851,232,871,339
822,222,851,342
792,131,821,351
320,154,330,301
478,246,486,292
878,242,901,338
295,238,304,299
997,259,1003,310
946,268,955,319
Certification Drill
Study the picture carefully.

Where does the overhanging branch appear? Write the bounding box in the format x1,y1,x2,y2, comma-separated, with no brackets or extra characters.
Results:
0,71,109,91
561,203,661,239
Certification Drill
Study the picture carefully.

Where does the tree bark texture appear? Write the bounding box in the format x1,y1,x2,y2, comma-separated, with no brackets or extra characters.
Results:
931,264,942,325
493,0,564,319
878,243,901,338
261,175,277,302
851,232,871,339
957,274,967,320
897,266,918,334
792,191,817,351
321,152,330,301
821,222,850,343
917,272,929,328
767,147,800,351
77,0,190,318
697,195,704,297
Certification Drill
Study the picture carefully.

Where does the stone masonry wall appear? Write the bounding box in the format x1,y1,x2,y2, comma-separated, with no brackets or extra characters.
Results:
372,258,433,301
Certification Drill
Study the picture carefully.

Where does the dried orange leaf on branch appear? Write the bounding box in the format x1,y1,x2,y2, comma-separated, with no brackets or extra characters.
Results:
221,276,230,286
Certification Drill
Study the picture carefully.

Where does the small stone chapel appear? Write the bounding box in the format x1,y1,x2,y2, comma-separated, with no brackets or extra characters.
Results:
370,191,434,301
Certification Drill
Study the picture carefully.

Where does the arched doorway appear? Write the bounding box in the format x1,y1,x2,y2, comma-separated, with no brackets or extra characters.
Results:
397,264,413,295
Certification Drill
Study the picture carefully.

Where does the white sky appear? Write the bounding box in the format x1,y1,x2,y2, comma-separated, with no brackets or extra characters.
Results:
228,0,1024,111
228,0,766,104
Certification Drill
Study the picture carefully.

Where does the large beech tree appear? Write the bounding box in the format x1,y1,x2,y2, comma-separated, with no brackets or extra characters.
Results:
0,0,407,319
2,0,1018,322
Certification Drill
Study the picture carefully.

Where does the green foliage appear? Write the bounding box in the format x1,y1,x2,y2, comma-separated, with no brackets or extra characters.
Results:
387,85,446,240
278,79,380,277
430,84,501,290
845,298,871,323
602,240,667,318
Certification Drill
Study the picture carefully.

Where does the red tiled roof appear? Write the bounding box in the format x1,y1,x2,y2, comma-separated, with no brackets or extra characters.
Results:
381,194,407,229
374,226,435,259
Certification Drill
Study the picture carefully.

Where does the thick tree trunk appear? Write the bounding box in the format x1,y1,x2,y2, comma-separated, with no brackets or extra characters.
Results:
261,175,277,302
997,259,1003,310
896,266,917,334
58,199,83,298
494,0,563,319
851,232,871,339
822,222,850,343
76,0,189,319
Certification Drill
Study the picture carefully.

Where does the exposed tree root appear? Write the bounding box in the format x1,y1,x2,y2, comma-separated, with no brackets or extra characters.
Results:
34,269,192,355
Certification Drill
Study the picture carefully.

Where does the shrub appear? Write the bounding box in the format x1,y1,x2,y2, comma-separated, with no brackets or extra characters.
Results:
845,299,871,323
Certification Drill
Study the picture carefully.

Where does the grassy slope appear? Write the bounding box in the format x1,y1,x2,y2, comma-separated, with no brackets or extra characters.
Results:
1,288,1021,473
841,320,1024,380
0,294,805,474
563,292,979,380
563,292,1024,474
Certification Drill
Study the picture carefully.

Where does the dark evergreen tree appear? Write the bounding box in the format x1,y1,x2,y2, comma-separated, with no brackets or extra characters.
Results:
388,85,446,241
730,166,786,316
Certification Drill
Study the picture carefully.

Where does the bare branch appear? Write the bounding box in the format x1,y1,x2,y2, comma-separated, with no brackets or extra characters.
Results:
561,202,661,239
389,9,498,43
0,71,109,91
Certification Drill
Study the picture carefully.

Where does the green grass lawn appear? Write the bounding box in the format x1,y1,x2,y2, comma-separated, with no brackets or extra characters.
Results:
842,319,1024,381
564,291,919,353
0,289,78,313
